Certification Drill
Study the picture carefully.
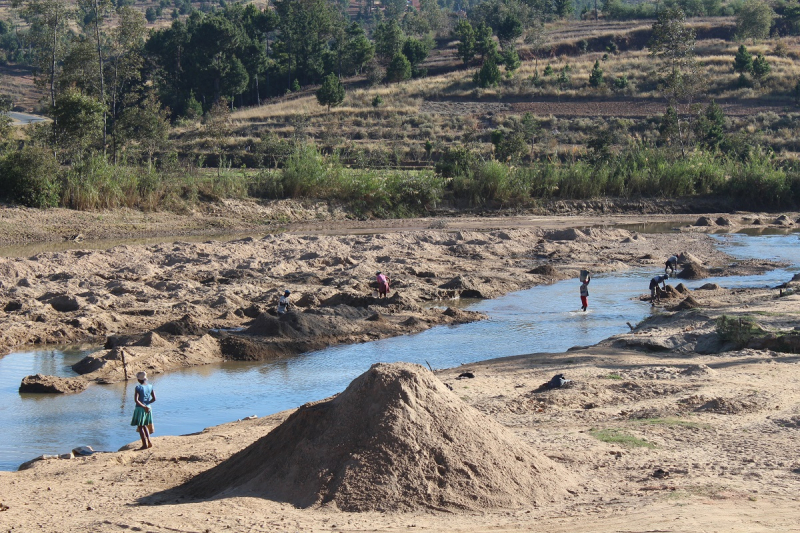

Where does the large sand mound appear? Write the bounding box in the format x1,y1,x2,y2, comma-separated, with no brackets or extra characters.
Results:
180,363,570,512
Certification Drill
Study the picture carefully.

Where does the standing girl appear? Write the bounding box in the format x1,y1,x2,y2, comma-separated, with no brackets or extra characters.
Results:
131,371,156,450
579,273,591,312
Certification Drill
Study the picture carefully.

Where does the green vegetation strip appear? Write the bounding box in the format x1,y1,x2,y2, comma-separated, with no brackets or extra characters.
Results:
589,428,655,448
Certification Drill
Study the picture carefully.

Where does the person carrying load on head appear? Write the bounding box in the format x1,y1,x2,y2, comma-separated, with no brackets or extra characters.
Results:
649,274,669,304
579,272,591,312
665,254,679,275
277,289,291,315
376,271,390,298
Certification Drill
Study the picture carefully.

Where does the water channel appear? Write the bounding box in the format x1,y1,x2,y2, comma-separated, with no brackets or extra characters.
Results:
1,230,798,471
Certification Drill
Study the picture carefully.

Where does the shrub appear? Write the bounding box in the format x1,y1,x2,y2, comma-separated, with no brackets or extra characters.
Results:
281,143,339,198
0,146,61,208
614,75,629,89
716,315,765,348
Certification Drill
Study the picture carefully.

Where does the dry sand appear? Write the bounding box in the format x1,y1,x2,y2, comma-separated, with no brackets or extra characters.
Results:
1,206,799,531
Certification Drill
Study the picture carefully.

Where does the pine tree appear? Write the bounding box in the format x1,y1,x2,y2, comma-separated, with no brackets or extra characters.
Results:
589,60,604,87
386,53,412,82
752,53,770,79
474,58,501,88
733,44,753,74
316,73,345,112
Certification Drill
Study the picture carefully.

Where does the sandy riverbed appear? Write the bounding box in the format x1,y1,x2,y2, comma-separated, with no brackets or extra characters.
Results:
0,206,799,532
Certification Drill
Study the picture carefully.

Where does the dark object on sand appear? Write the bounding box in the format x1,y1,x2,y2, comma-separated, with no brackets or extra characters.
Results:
652,468,670,479
458,372,475,379
547,374,569,389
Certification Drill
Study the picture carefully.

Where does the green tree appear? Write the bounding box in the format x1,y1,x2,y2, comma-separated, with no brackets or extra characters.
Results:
0,94,12,147
733,44,753,73
15,0,74,107
273,0,340,88
386,52,411,82
553,0,574,18
589,59,604,87
658,105,679,146
373,19,405,63
496,12,522,45
453,18,476,64
343,22,374,75
108,6,148,163
316,72,345,111
78,0,114,148
402,37,432,66
50,89,106,162
648,7,697,105
204,96,231,177
694,99,726,149
736,0,775,42
474,57,501,87
752,53,771,78
116,91,171,171
502,45,520,73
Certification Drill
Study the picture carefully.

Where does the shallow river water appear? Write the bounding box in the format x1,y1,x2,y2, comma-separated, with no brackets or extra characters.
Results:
0,231,799,471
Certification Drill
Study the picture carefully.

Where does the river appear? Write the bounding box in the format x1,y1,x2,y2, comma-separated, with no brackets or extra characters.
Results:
0,230,798,471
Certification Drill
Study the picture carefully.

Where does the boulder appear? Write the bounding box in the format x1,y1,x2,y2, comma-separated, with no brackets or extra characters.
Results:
19,374,88,394
49,295,81,312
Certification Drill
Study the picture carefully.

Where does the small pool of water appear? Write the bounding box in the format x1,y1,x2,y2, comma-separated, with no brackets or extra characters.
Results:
0,233,798,471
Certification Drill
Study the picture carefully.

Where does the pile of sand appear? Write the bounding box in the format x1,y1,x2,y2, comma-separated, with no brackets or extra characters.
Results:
677,262,709,280
179,363,570,512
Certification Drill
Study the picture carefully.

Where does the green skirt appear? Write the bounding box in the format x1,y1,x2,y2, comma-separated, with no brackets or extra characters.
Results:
130,405,153,427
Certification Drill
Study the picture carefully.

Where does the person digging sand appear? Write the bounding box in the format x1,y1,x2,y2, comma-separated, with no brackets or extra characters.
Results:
649,273,669,305
376,271,390,298
131,371,156,450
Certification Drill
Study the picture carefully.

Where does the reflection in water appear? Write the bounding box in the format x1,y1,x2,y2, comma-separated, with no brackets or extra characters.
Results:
0,233,799,470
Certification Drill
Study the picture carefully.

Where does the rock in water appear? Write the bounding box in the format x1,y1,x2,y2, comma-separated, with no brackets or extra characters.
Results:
180,363,570,511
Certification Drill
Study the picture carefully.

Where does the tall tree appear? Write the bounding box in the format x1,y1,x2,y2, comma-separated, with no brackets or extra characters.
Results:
50,88,106,163
108,6,147,163
14,0,74,107
648,7,698,155
453,18,476,64
273,0,340,88
373,19,405,63
648,7,697,105
79,0,113,149
116,91,170,172
736,0,775,42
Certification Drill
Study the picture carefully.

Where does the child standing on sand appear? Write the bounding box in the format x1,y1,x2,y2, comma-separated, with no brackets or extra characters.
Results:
580,274,590,312
131,371,156,450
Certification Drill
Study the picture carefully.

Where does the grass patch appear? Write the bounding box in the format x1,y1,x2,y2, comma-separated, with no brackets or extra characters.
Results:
589,428,655,448
716,315,767,348
604,372,624,380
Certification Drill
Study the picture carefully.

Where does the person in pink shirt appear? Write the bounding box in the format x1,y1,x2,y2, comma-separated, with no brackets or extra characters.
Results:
376,271,390,298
